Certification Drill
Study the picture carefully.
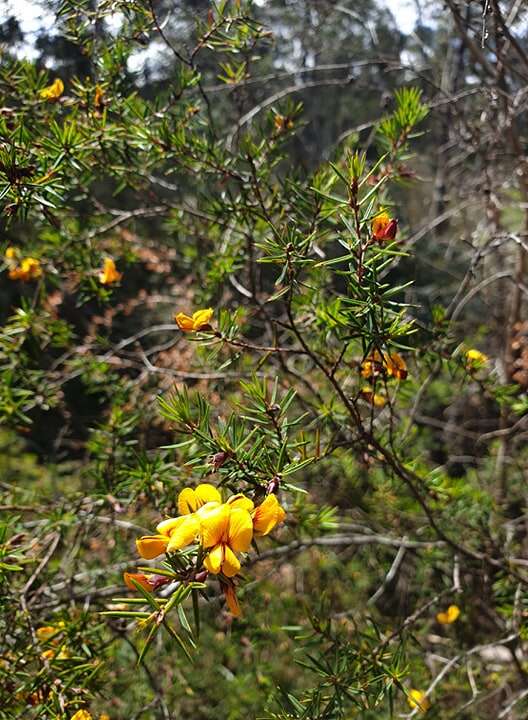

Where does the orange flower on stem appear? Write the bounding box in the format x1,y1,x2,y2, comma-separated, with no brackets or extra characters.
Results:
372,211,398,241
98,258,122,285
175,308,214,332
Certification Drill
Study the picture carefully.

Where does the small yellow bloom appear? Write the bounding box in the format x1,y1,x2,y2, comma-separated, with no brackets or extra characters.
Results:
360,386,386,407
465,348,488,367
4,246,17,260
36,625,62,642
274,114,293,132
71,711,93,720
202,504,253,577
41,647,70,661
40,78,64,101
436,604,460,624
407,689,430,713
98,257,122,285
135,535,169,559
372,211,398,241
94,84,104,110
8,257,42,282
99,715,110,720
175,308,214,332
252,494,286,536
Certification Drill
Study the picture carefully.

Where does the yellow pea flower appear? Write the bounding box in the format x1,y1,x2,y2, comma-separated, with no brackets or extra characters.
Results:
71,711,93,720
8,257,42,281
407,689,430,713
175,308,214,332
36,625,60,642
201,504,253,577
98,257,122,285
465,348,488,367
135,534,169,559
40,78,64,101
4,246,17,260
178,483,221,514
360,386,387,407
252,494,286,536
436,604,460,624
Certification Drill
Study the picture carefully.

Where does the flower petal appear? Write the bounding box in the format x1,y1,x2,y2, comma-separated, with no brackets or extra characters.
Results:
252,495,286,536
178,487,198,515
195,483,222,506
166,515,200,551
175,313,195,331
135,535,168,559
123,572,154,592
222,545,241,577
223,584,241,617
204,543,224,574
227,507,253,552
227,493,254,511
199,504,230,548
192,308,213,329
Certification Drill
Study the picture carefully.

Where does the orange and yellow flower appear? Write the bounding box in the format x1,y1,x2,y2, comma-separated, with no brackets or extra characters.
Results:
201,503,253,577
175,308,214,332
40,78,64,101
98,258,122,285
436,604,460,625
8,257,42,282
94,85,105,111
360,386,387,407
361,350,407,381
274,114,294,132
252,494,286,536
372,211,398,241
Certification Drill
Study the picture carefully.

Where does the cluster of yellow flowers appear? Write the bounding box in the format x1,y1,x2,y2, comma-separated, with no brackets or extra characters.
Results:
5,247,42,282
130,483,286,616
71,710,109,720
359,349,408,408
36,622,70,661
